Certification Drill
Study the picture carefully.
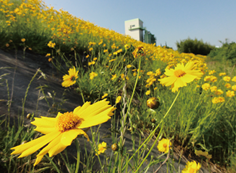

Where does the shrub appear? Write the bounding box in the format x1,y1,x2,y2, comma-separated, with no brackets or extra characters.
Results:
208,39,236,65
176,37,215,55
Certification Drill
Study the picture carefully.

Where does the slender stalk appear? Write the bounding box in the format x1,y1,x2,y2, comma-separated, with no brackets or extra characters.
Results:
75,139,80,173
123,90,180,171
21,69,40,124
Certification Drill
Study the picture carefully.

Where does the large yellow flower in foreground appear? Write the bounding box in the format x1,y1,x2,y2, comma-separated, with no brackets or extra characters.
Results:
159,61,203,92
62,66,78,87
11,99,116,166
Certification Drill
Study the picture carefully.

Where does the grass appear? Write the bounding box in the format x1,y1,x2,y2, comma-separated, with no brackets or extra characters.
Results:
1,0,236,172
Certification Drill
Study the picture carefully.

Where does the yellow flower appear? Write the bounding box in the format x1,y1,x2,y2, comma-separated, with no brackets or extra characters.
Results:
225,83,231,89
86,55,89,58
204,76,211,81
88,42,96,46
21,38,26,42
93,57,98,61
48,58,52,62
208,70,216,75
45,53,51,57
201,83,210,91
210,86,217,92
195,150,212,160
89,72,98,80
11,99,115,166
158,61,203,92
62,67,78,87
103,49,108,53
155,68,161,76
89,47,93,51
210,76,217,83
146,90,151,95
111,74,117,80
223,76,231,82
116,96,122,104
215,89,223,95
218,97,225,102
232,85,236,91
226,90,235,97
126,65,132,68
47,41,56,48
124,44,130,50
219,72,226,76
157,138,172,153
101,93,108,99
147,71,154,76
98,40,103,45
96,142,107,155
182,160,201,173
5,43,9,47
212,97,218,104
109,59,116,63
232,76,236,82
88,61,95,66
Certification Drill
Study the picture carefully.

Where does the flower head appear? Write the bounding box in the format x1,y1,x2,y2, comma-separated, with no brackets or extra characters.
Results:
62,67,78,87
182,160,201,173
21,38,26,42
47,41,56,48
159,61,203,92
96,142,107,155
223,76,231,82
101,93,108,99
116,96,122,104
146,90,151,95
201,83,210,91
90,72,98,80
11,99,116,166
226,90,235,97
219,72,226,76
232,76,236,82
157,138,172,153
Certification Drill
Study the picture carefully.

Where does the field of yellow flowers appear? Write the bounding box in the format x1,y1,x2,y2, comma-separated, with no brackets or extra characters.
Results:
1,0,236,172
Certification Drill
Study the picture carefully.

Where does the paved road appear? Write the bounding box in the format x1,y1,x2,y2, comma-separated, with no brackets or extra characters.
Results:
0,49,213,172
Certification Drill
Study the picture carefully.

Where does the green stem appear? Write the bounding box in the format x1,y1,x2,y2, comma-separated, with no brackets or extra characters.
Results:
75,139,80,173
45,155,60,173
22,69,40,124
97,155,105,173
122,90,180,171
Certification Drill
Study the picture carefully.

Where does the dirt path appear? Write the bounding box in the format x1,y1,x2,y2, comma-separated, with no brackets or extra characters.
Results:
0,49,212,172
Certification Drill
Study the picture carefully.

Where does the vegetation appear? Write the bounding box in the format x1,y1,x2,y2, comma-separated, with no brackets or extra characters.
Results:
176,37,215,55
208,39,236,65
0,0,236,172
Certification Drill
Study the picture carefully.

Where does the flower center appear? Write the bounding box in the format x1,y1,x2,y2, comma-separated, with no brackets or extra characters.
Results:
163,143,167,148
174,69,186,77
70,75,76,81
57,112,83,132
189,168,195,173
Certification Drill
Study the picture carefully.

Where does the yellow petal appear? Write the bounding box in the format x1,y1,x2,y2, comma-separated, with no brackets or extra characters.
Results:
61,129,89,146
79,109,112,128
73,102,91,115
31,117,56,128
164,69,175,76
34,126,56,134
34,133,63,166
11,131,60,157
48,141,67,157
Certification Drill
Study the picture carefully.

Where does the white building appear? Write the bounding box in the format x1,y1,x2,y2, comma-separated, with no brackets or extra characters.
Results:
124,18,144,42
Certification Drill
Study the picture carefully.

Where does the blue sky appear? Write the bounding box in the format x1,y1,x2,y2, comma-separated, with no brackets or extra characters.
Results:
43,0,236,50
